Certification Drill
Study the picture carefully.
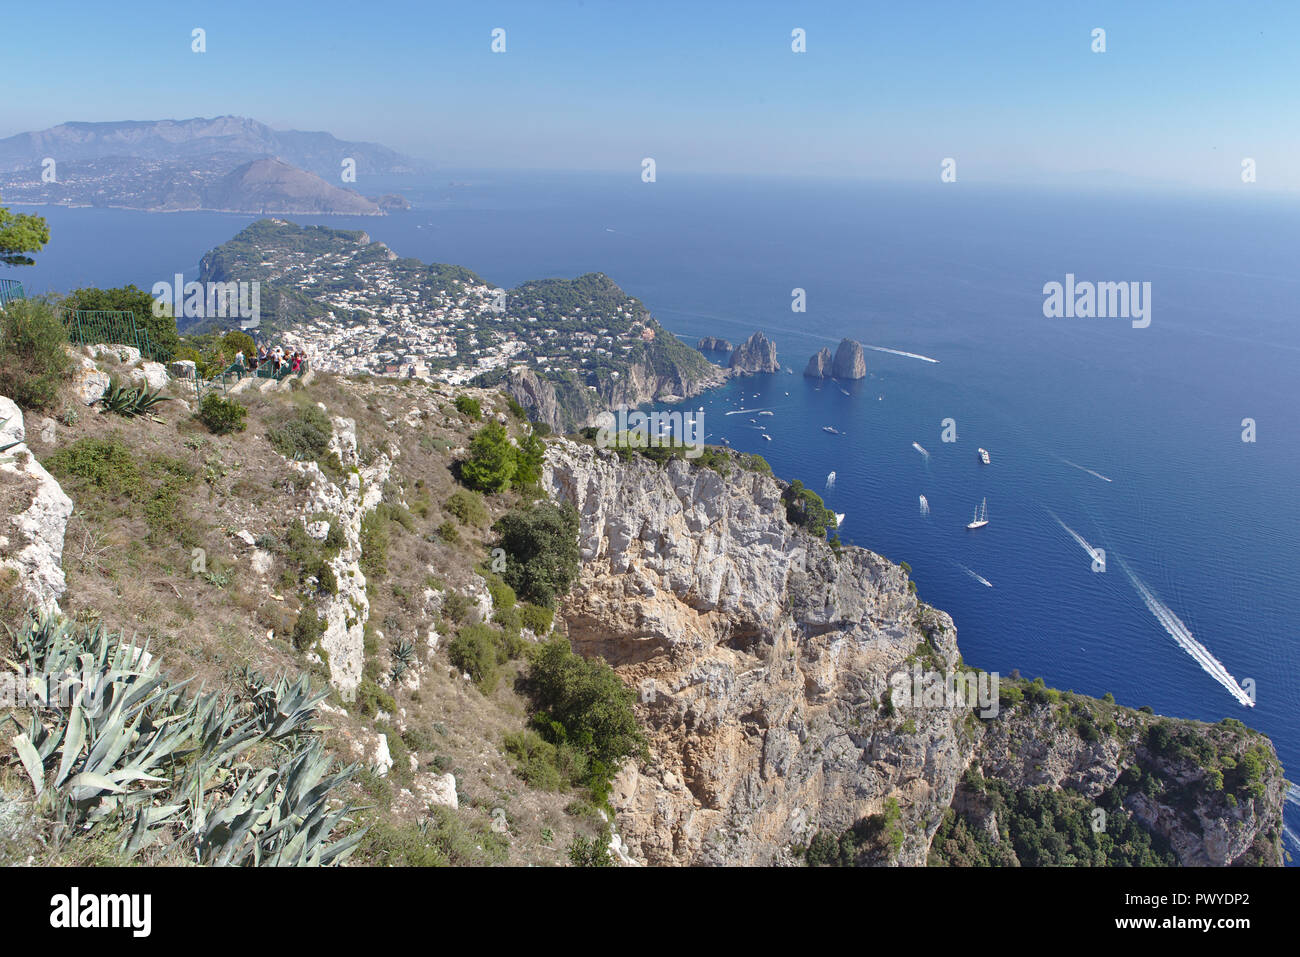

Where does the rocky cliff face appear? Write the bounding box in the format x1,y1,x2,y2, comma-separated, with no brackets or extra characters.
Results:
540,438,1285,866
832,339,867,379
507,352,726,434
697,337,732,352
804,347,833,378
728,331,779,375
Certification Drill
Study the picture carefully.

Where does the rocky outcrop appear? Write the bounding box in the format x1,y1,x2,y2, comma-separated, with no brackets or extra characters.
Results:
697,337,732,353
540,436,1285,866
0,397,73,613
728,331,779,375
288,409,392,700
804,347,833,378
543,439,965,865
832,339,867,379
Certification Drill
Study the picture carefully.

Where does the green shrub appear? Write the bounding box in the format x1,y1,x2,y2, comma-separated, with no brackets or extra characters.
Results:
292,605,323,652
0,298,71,411
493,502,580,608
519,602,554,635
454,395,482,419
460,422,516,492
444,488,488,526
442,590,473,624
437,520,459,544
523,637,646,800
782,479,837,537
267,405,333,462
198,393,248,435
44,437,141,497
448,623,502,691
359,508,390,582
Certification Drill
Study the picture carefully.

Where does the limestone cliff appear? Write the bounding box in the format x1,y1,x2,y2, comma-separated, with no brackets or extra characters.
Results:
540,439,1286,866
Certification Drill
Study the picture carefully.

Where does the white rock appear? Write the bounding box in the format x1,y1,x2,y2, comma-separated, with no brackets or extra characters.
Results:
250,549,273,576
89,343,140,363
168,359,197,379
71,356,111,405
417,772,459,810
0,397,73,613
372,733,394,777
305,520,329,541
236,529,257,546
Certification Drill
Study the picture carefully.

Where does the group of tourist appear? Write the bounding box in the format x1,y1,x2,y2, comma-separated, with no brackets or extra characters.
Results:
234,344,307,375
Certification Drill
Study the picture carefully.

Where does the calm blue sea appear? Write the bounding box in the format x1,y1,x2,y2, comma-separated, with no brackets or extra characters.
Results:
16,173,1300,854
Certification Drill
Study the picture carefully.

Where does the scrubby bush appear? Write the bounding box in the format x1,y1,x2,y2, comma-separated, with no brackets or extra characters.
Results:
444,488,488,527
519,602,554,635
493,502,580,608
0,298,70,411
292,605,323,652
782,479,837,537
454,395,481,419
267,405,333,462
448,623,503,691
522,637,645,801
198,393,248,435
44,437,142,497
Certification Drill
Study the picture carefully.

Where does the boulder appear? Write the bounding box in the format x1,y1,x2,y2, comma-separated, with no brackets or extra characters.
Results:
72,356,111,405
169,359,197,379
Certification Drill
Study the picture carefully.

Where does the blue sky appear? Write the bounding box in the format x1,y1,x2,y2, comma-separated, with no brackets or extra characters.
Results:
5,0,1299,189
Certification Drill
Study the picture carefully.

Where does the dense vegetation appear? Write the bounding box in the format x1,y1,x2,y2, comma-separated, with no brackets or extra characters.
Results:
0,298,71,411
781,479,838,537
492,502,581,608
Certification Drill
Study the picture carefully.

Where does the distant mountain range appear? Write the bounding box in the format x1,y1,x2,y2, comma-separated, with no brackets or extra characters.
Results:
0,116,421,214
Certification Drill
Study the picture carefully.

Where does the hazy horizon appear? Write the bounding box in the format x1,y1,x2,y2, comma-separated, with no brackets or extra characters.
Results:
5,0,1299,192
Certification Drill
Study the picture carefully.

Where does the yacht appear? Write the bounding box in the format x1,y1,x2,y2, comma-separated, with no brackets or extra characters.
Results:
822,426,841,435
966,498,989,530
978,448,990,465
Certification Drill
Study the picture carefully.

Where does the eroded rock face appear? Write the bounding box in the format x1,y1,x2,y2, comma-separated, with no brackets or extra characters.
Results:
540,436,1285,867
0,397,73,614
543,439,965,865
832,339,867,379
697,337,733,353
289,414,392,700
804,347,833,378
728,331,780,375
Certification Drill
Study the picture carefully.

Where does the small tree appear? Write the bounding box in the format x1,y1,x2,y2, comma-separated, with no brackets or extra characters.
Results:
198,393,248,435
493,502,580,608
0,206,49,267
460,422,516,493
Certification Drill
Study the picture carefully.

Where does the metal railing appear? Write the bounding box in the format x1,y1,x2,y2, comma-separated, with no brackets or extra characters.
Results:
0,278,25,309
63,310,173,363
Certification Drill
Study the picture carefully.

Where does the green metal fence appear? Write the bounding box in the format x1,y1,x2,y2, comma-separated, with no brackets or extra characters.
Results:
63,310,173,362
0,279,24,309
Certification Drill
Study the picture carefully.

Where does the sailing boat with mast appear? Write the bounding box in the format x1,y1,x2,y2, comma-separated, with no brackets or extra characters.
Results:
966,498,989,530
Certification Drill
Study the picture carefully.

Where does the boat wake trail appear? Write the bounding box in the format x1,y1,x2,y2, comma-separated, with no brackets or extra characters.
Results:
1286,784,1300,810
725,408,767,416
919,494,929,516
1048,510,1104,565
1284,823,1300,853
1118,558,1255,708
1061,458,1114,483
912,441,930,459
956,563,993,588
864,344,940,364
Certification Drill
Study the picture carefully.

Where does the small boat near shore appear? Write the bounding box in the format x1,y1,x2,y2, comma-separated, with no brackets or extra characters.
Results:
978,447,991,465
822,426,842,435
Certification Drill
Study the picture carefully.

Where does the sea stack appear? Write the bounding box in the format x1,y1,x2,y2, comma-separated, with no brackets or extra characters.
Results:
697,336,733,353
728,331,780,374
804,347,833,378
832,338,867,379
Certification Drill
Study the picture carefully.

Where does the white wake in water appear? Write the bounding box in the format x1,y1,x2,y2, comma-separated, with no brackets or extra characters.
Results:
957,563,993,588
919,494,929,516
1061,458,1114,483
912,441,930,459
863,344,940,364
1286,784,1300,810
1048,510,1104,565
1119,558,1254,708
725,408,768,416
1284,823,1300,853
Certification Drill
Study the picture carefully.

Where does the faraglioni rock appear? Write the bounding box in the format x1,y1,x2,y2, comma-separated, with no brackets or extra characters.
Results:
804,346,833,377
832,338,867,379
697,336,733,352
728,331,779,374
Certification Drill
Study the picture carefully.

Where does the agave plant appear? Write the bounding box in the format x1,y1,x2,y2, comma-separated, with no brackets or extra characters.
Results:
389,637,417,683
96,380,170,420
3,612,361,866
